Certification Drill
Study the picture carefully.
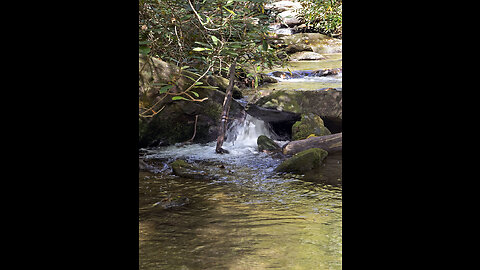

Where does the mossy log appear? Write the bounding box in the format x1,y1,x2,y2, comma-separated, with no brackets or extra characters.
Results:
282,132,342,155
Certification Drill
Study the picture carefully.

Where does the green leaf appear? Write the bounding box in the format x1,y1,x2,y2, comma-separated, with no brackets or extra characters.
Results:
172,96,188,101
190,91,200,97
182,74,199,82
194,41,212,47
192,47,212,52
158,84,173,94
211,35,219,46
223,6,236,15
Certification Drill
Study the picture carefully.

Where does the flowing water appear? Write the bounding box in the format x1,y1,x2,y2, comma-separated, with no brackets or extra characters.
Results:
139,58,342,269
243,53,342,97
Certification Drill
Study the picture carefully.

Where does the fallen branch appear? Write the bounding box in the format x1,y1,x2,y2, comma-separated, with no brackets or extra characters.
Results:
282,132,342,155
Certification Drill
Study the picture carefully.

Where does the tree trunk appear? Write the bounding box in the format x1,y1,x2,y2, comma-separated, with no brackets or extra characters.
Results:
282,132,342,155
216,59,237,154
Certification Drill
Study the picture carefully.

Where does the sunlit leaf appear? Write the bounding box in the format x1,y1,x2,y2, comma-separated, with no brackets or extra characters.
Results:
223,6,236,15
192,47,212,52
211,35,219,46
172,96,189,101
190,91,200,97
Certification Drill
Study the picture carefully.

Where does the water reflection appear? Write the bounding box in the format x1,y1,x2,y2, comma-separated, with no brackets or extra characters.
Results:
140,162,342,269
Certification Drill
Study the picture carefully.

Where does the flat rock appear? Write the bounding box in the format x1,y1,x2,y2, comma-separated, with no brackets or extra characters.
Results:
289,51,326,61
265,1,303,12
277,10,302,27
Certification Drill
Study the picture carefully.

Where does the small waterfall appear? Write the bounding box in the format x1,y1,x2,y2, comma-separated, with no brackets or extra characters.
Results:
226,114,276,148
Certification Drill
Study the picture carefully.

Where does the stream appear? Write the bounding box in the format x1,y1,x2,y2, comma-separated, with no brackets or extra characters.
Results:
139,58,342,269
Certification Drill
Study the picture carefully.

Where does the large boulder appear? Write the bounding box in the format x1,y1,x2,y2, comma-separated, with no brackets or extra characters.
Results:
275,148,328,174
247,88,342,137
277,10,302,27
292,113,331,141
253,88,342,120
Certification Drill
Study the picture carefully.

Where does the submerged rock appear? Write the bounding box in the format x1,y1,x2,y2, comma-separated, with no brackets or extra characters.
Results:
170,159,212,180
257,135,281,152
152,196,191,210
275,148,328,174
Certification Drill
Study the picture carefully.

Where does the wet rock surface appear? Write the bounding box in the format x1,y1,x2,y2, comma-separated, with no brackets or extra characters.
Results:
292,113,331,141
257,135,281,152
275,148,329,174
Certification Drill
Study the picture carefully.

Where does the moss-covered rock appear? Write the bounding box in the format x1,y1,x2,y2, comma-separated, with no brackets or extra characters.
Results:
170,159,211,179
275,148,328,174
292,113,331,141
257,135,280,152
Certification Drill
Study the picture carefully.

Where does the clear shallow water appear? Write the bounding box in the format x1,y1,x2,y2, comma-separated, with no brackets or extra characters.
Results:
139,116,342,269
